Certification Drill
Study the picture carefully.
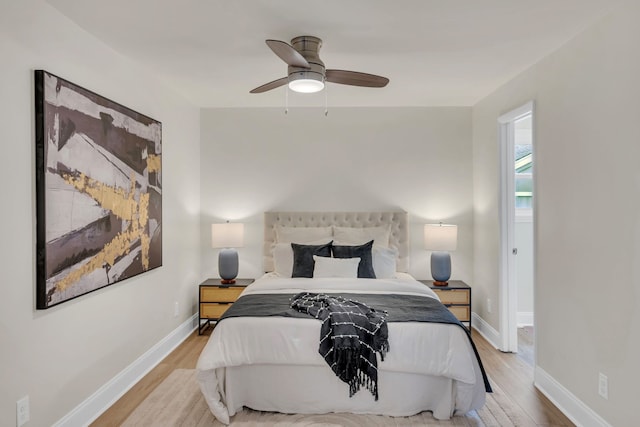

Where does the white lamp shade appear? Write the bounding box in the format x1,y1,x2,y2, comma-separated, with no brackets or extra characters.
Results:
424,224,458,251
211,223,244,248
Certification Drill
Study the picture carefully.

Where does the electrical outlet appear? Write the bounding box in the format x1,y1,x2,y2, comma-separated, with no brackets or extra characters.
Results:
174,301,179,317
17,395,29,426
598,373,608,399
487,298,492,313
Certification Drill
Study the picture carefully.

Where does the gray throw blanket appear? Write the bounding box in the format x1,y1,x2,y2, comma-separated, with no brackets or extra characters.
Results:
290,292,389,400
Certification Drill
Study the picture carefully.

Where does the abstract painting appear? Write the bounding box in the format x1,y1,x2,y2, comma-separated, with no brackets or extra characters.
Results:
35,70,162,309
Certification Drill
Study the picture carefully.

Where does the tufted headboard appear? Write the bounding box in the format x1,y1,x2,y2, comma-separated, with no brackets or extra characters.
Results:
263,211,409,273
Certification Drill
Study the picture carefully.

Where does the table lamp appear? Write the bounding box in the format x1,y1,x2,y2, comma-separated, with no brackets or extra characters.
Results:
424,223,458,286
211,222,244,284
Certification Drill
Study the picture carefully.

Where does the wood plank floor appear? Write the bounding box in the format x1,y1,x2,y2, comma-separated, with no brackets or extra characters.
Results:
517,326,535,367
91,329,574,426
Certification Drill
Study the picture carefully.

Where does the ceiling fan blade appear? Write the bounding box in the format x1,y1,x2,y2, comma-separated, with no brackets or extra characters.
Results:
249,77,289,94
325,70,389,88
265,40,310,68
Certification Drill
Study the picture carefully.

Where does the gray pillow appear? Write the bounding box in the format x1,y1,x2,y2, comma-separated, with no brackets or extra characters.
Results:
332,240,376,279
291,242,332,278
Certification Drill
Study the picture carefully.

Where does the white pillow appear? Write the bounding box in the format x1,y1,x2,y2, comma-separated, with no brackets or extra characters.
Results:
273,239,332,277
275,226,333,243
332,225,391,247
313,255,360,278
273,243,295,277
372,246,398,279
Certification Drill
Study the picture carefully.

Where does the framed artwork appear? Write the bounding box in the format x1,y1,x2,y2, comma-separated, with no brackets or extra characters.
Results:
35,70,162,309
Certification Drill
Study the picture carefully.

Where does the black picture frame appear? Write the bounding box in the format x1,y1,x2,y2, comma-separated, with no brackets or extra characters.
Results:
35,70,162,309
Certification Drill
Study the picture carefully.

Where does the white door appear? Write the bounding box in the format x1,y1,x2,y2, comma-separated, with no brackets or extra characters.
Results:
498,101,535,353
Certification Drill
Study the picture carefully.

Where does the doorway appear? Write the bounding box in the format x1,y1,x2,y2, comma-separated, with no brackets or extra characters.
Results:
498,102,535,359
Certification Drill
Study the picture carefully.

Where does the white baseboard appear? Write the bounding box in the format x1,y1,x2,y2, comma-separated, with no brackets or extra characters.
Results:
535,367,613,427
471,312,501,349
517,311,534,327
53,313,199,427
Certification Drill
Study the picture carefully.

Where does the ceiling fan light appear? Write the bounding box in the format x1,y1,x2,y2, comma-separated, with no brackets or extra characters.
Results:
289,79,324,93
288,71,324,93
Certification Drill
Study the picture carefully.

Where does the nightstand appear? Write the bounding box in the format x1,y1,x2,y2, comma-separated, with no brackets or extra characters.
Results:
198,278,254,334
419,280,471,330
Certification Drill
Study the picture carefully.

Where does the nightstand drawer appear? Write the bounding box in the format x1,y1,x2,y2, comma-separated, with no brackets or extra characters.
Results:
433,289,470,305
200,303,234,319
447,305,471,322
200,286,244,303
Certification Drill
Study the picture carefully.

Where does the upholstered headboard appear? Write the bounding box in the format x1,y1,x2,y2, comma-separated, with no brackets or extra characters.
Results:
263,211,409,273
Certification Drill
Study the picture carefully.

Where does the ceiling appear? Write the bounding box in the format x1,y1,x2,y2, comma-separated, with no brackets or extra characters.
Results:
47,0,617,108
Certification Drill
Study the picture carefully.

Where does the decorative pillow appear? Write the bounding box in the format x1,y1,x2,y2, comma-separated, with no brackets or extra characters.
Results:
273,239,332,277
372,246,398,279
332,240,376,279
272,243,294,277
313,255,360,278
275,226,333,244
291,242,332,278
332,225,391,248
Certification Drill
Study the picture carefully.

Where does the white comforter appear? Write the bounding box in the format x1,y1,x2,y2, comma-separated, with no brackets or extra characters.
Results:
196,274,486,424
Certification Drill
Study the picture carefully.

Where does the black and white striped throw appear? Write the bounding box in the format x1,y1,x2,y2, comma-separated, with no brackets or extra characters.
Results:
290,292,389,400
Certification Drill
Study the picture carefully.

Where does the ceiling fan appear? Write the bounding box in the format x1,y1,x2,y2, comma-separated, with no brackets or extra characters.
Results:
250,36,389,94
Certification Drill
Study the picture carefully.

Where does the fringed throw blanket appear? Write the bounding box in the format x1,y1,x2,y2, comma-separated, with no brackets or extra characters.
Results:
290,292,389,400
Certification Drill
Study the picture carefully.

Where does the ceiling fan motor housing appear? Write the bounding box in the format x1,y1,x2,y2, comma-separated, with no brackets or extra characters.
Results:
288,36,325,88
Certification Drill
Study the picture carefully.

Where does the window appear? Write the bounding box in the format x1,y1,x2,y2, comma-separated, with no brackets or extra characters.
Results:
514,116,532,219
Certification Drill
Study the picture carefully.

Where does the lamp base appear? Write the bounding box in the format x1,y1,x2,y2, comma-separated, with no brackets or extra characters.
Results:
218,248,239,285
432,280,449,287
430,251,452,284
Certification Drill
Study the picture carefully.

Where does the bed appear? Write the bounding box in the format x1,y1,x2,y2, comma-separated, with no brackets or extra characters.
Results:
196,212,489,424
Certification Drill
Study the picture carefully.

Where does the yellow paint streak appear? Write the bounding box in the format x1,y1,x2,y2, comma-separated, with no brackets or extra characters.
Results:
54,228,141,291
55,172,152,292
147,154,161,173
138,192,150,269
64,173,137,221
138,193,149,229
140,233,150,270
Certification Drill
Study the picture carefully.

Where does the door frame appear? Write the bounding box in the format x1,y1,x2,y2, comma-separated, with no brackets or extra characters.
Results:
498,100,535,353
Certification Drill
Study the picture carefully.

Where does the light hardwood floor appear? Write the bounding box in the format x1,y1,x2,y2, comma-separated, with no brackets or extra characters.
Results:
91,328,574,426
517,326,535,367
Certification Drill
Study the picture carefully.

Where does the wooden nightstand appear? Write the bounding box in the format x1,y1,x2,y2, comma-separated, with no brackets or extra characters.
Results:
419,280,472,330
198,278,254,334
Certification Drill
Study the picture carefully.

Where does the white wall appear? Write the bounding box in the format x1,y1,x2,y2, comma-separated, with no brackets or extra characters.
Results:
472,1,640,424
0,2,201,425
200,107,473,283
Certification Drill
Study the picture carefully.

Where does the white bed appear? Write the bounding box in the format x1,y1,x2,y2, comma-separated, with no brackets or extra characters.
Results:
196,212,488,424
